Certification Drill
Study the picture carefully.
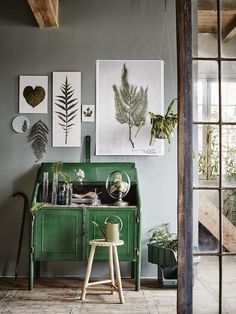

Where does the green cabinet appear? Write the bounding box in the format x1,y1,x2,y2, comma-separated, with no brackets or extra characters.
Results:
29,162,141,291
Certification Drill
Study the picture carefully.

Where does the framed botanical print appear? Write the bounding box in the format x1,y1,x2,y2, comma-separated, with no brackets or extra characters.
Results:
19,76,48,113
96,60,164,155
52,72,81,147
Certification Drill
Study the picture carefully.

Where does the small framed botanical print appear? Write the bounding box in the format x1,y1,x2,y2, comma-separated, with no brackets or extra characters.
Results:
82,105,95,122
19,76,48,114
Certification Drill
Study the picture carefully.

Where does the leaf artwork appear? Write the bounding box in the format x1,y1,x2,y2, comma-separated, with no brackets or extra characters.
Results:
27,120,49,162
54,77,78,144
23,86,45,108
113,64,148,148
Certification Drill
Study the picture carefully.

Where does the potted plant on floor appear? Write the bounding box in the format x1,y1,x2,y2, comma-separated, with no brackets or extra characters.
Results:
147,223,177,287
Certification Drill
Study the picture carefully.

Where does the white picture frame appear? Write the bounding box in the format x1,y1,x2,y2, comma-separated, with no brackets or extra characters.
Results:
52,72,81,147
82,104,95,122
96,60,164,155
19,76,48,113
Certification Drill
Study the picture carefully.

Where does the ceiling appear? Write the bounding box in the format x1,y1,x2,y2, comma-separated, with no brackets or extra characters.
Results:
26,0,236,42
198,0,236,41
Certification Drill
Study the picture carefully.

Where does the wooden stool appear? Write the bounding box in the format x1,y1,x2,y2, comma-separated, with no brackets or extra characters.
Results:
81,239,125,304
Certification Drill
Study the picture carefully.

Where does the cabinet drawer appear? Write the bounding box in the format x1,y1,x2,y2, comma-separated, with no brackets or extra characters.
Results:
34,209,83,260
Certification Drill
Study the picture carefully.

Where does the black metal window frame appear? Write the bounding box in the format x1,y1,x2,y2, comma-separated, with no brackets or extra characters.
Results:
193,1,236,313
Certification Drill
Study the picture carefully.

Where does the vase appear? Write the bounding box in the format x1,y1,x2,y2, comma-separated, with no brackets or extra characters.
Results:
41,172,49,203
51,172,59,205
66,183,73,205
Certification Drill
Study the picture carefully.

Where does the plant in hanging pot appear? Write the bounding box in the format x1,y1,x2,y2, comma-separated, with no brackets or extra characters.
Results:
149,99,177,145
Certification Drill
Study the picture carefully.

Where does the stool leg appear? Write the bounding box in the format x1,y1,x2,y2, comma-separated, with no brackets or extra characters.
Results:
113,246,124,304
81,245,96,301
108,246,115,294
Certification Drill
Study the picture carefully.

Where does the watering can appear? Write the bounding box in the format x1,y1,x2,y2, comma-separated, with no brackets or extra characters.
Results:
92,215,123,242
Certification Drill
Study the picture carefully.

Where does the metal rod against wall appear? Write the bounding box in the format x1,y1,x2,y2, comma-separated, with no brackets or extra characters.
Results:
176,0,193,312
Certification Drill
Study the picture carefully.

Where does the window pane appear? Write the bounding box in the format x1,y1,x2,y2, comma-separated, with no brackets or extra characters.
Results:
221,1,236,58
194,190,219,253
222,190,236,253
193,256,219,313
222,62,236,122
193,125,219,187
222,126,236,187
223,256,236,312
192,0,218,58
193,61,219,122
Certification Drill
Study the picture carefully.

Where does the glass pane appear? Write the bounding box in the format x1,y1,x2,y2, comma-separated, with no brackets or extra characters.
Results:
192,0,218,58
222,126,236,187
222,190,236,253
221,1,236,58
194,190,219,253
222,62,236,122
193,61,219,122
223,256,236,312
193,125,219,187
193,256,219,313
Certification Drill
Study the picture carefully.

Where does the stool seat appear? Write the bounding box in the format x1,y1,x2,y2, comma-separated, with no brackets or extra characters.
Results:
89,239,124,247
81,238,125,304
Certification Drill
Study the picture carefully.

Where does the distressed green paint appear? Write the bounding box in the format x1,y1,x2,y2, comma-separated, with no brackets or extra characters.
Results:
29,162,141,291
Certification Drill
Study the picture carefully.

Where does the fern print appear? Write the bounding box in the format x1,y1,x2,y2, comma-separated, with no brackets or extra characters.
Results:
113,64,148,148
55,76,78,144
27,120,49,162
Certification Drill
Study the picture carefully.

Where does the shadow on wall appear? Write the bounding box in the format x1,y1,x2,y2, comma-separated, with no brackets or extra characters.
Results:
0,165,38,276
0,0,36,27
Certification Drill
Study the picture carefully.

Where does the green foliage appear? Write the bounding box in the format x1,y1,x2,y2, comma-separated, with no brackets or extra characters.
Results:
149,223,177,251
51,161,71,182
223,190,236,226
113,64,148,148
225,148,236,180
30,202,49,212
198,126,219,180
55,77,78,145
27,120,49,162
148,99,177,145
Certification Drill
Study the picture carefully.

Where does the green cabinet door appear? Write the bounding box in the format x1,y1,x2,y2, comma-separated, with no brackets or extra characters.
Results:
87,208,136,261
34,208,83,260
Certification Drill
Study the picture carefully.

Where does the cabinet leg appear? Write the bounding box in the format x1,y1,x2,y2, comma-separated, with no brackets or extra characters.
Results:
28,253,34,290
81,245,96,301
108,246,115,294
113,246,124,304
135,257,141,291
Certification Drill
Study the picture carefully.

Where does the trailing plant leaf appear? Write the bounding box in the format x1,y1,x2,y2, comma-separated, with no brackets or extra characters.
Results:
30,202,49,212
55,77,78,145
113,64,148,148
27,120,49,162
149,223,177,251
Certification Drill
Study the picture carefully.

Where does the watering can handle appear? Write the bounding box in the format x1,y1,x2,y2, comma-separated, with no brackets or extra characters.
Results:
104,215,123,232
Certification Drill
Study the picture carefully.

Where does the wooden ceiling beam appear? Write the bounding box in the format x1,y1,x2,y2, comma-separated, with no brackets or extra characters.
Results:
198,0,236,11
27,0,58,28
223,15,236,42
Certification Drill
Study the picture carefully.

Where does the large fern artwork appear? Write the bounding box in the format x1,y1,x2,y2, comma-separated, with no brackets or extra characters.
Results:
113,64,148,148
54,77,78,145
27,120,49,162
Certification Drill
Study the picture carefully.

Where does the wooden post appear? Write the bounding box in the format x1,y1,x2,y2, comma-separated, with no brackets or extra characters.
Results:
176,0,193,313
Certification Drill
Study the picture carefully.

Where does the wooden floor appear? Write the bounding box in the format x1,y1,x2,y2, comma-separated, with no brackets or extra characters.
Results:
0,278,175,314
1,256,236,313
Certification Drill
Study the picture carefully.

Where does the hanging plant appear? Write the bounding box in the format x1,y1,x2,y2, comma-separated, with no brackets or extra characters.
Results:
27,120,49,162
149,99,177,145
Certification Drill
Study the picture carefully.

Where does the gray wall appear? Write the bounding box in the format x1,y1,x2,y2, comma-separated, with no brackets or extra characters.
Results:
0,0,177,277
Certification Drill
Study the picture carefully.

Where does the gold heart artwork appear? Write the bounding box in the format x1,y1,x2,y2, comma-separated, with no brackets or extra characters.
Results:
23,86,45,108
